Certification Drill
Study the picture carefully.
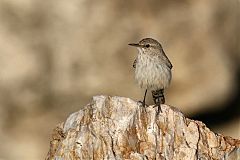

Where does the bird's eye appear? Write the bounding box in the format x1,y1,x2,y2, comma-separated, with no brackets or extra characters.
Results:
146,44,150,48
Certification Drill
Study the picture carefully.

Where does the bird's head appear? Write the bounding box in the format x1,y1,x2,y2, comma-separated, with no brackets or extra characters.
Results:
128,38,162,54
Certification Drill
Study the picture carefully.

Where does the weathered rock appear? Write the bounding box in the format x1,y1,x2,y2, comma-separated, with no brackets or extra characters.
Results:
46,96,240,160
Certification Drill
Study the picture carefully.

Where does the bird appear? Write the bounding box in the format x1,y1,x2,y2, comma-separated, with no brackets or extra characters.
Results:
129,38,172,113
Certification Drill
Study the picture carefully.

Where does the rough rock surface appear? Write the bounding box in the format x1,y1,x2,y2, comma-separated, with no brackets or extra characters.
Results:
46,96,240,160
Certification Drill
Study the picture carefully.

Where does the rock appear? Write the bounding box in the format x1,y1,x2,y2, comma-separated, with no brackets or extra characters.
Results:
46,96,240,160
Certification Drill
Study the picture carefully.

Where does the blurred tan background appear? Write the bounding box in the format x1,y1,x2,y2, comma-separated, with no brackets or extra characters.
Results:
0,0,239,159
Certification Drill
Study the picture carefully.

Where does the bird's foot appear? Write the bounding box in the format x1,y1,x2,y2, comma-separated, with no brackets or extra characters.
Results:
138,101,148,107
153,97,165,115
153,101,162,115
137,101,148,113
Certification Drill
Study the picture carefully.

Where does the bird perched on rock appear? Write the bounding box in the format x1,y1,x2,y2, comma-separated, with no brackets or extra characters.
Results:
129,38,172,112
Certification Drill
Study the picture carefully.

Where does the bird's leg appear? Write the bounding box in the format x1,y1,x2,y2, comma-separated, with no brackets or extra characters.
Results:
152,89,165,114
142,89,147,107
138,89,148,107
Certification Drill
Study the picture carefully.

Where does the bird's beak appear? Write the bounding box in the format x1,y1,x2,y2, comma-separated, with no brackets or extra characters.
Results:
128,43,141,47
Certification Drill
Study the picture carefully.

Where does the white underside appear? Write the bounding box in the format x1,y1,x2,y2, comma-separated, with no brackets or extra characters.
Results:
135,53,172,90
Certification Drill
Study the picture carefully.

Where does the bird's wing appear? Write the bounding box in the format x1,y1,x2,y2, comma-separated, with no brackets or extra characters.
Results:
161,49,173,69
133,58,137,68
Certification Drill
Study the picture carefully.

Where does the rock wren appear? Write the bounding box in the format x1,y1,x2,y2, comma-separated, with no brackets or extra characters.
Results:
129,38,172,111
